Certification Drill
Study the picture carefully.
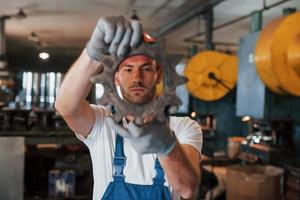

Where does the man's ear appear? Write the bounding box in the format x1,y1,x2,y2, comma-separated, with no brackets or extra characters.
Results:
114,71,120,86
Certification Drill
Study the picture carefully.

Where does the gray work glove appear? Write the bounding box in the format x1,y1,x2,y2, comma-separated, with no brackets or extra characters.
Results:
86,16,143,60
106,118,177,155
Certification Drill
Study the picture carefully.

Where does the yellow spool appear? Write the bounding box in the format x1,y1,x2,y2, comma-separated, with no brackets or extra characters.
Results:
255,17,287,94
287,34,300,76
272,12,300,96
255,12,300,96
184,51,237,101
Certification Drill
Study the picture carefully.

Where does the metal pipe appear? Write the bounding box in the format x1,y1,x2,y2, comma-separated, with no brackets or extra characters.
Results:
185,14,251,42
152,0,224,38
184,0,291,41
204,8,214,50
250,11,263,33
0,18,5,59
185,39,237,47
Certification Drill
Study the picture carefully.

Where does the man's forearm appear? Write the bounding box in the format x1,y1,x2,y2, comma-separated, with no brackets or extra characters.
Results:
159,141,200,199
55,49,102,116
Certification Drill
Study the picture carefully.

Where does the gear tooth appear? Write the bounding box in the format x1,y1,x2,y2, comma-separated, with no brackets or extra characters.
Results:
182,76,188,84
90,74,103,83
173,54,183,64
175,75,188,85
174,97,183,105
166,54,182,66
168,101,181,108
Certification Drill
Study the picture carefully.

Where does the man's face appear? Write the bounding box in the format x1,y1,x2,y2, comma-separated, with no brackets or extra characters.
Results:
115,55,162,105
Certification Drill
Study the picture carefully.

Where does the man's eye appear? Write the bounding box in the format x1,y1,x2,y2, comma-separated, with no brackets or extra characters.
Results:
124,68,132,72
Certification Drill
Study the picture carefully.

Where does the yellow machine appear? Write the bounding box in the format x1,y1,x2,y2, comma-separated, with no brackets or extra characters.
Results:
255,12,300,96
184,51,237,101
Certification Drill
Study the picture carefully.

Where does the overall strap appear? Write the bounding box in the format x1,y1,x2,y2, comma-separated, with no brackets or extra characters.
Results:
152,158,166,185
113,134,126,181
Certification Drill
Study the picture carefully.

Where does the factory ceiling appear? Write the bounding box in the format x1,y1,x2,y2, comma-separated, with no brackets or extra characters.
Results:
1,0,300,70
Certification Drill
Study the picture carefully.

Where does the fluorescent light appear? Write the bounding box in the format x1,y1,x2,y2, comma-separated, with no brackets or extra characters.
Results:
39,52,50,60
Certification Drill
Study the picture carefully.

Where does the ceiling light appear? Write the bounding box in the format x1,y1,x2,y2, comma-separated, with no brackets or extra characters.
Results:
39,52,49,60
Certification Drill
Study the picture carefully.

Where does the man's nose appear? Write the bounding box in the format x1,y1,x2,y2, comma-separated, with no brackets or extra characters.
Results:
132,69,142,83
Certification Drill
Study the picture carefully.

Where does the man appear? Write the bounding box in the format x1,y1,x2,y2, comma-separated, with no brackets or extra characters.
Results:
55,16,202,200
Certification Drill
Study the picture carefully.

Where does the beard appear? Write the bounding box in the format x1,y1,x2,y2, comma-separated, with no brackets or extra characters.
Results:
119,83,157,105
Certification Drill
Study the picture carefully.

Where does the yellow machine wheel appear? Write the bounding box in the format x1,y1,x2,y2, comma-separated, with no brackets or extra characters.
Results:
255,12,300,96
272,12,300,96
184,51,237,101
255,17,286,95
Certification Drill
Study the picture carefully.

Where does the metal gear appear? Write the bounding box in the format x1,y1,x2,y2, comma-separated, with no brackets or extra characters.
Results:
90,42,187,124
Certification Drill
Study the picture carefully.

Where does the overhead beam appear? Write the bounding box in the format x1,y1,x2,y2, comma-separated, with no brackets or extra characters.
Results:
184,0,291,41
152,0,224,38
204,8,214,50
185,39,238,47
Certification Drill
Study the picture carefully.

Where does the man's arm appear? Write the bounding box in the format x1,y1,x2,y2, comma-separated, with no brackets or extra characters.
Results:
159,142,201,199
105,117,202,198
55,49,102,137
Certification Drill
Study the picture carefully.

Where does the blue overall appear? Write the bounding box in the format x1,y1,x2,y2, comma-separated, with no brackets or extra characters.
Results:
102,134,172,200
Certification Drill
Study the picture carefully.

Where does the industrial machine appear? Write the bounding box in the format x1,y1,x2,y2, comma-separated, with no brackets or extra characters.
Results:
255,12,300,96
184,8,300,177
236,10,300,171
184,9,300,200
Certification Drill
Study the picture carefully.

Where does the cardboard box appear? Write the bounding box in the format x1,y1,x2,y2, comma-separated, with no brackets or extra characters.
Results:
226,165,283,200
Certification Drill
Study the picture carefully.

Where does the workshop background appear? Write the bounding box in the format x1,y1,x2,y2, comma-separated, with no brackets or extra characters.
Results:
0,0,300,199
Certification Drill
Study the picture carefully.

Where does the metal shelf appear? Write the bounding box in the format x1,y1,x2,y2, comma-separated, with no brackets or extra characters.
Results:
0,129,80,145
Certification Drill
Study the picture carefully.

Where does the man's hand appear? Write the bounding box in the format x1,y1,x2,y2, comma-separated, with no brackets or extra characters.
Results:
106,118,177,155
86,16,143,60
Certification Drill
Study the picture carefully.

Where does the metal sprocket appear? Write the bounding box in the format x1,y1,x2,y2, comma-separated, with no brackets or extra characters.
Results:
90,42,187,124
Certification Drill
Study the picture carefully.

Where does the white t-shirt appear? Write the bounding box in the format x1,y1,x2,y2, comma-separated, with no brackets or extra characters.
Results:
75,104,202,200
